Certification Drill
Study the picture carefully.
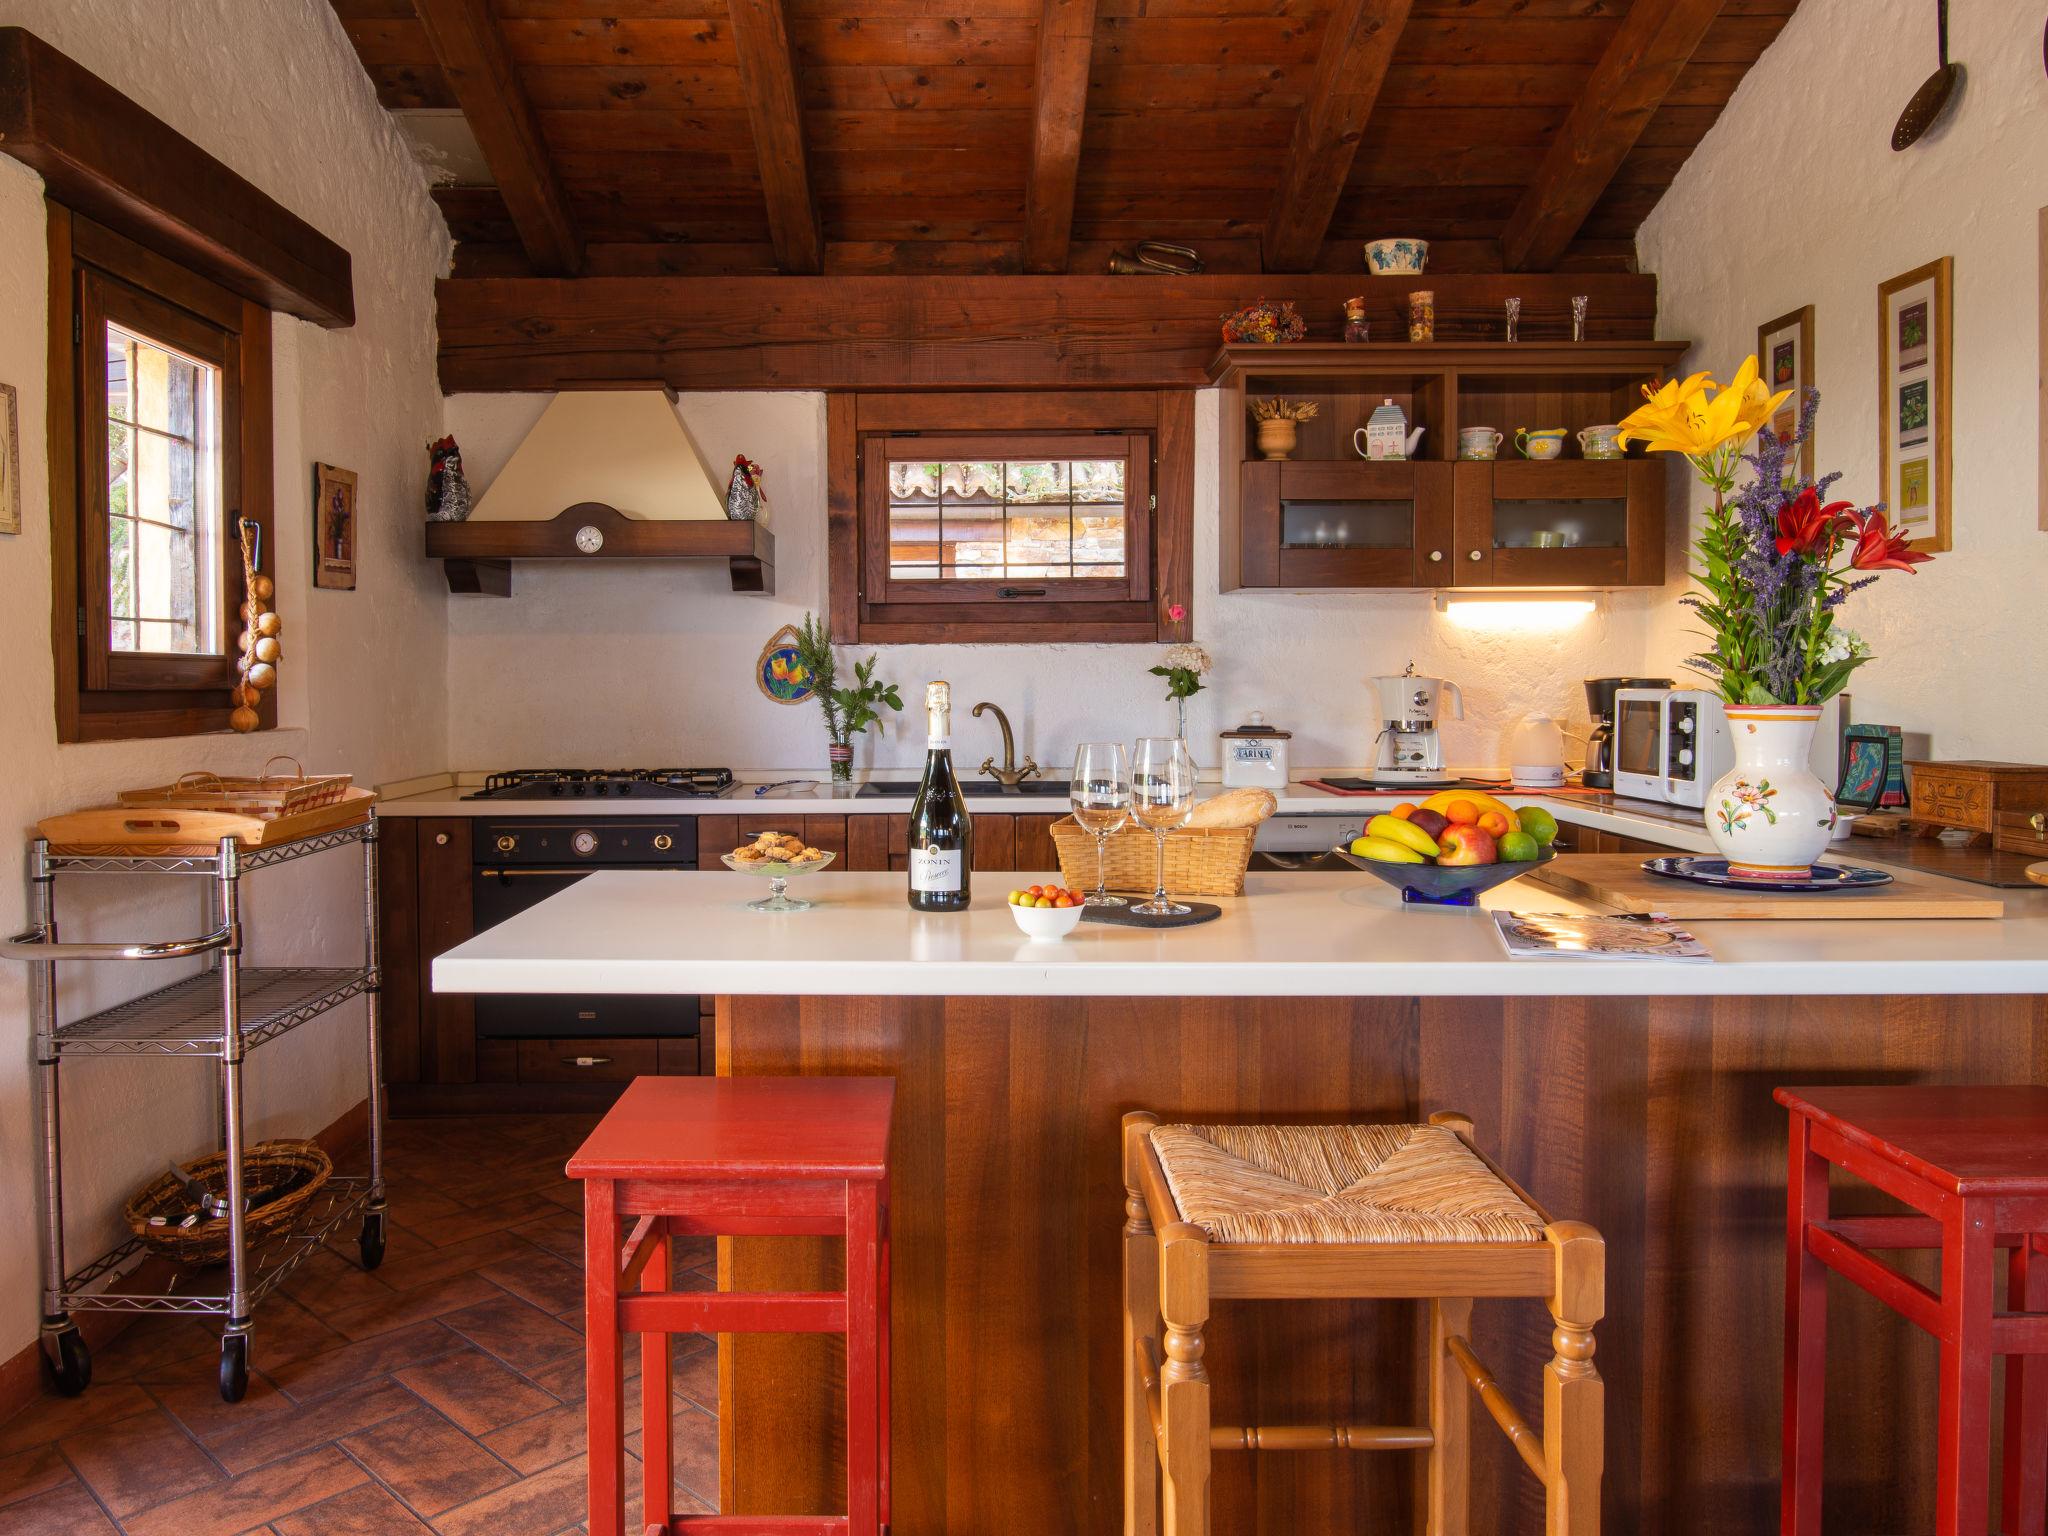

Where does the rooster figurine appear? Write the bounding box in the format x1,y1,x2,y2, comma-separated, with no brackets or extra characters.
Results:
725,454,762,522
426,435,472,522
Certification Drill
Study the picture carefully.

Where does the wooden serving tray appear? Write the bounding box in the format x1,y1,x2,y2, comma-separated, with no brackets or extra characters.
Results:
1520,854,2003,920
39,788,377,855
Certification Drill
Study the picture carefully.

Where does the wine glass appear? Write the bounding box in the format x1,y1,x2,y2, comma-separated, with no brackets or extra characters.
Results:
1129,737,1196,917
1070,742,1132,908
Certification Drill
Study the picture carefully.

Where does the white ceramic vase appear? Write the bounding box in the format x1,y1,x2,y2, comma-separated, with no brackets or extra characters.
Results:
1706,704,1838,879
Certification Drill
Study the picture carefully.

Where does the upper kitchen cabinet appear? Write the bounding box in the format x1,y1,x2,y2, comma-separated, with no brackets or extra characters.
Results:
1213,342,1691,592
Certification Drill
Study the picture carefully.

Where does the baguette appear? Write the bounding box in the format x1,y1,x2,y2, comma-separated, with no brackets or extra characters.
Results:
1185,786,1277,829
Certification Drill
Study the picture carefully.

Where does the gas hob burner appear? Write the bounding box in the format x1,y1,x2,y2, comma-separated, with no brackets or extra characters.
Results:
466,768,737,801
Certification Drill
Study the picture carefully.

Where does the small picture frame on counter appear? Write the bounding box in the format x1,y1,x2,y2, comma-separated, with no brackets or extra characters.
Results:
1838,724,1907,812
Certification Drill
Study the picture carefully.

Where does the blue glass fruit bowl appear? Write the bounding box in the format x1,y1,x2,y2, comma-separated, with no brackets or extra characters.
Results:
1330,844,1556,906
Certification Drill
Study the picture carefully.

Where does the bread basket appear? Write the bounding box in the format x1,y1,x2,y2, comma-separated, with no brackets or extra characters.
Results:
1049,817,1257,898
123,1140,332,1265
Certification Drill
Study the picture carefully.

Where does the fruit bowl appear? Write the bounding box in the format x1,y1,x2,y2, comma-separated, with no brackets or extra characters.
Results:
1332,844,1556,907
720,850,835,912
1010,900,1086,941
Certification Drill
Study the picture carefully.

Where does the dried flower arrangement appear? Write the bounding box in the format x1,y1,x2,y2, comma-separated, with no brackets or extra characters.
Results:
1220,300,1307,344
1249,398,1320,423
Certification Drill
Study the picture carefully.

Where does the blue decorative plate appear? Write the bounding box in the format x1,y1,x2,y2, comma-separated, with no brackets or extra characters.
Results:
1641,857,1893,893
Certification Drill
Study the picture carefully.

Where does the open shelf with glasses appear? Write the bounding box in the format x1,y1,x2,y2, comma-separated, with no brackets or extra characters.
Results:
1211,342,1690,591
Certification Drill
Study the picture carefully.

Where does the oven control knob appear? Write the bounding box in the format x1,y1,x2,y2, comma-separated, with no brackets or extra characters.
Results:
495,834,517,853
572,830,599,857
1678,716,1694,735
1677,749,1695,767
653,834,674,852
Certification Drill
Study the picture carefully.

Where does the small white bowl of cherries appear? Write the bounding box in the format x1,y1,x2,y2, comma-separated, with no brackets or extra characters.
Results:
1007,883,1086,940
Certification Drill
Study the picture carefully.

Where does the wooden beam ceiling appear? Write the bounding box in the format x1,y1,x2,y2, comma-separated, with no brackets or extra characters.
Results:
412,0,582,278
1022,0,1099,275
1262,0,1412,275
727,0,822,276
1500,0,1728,273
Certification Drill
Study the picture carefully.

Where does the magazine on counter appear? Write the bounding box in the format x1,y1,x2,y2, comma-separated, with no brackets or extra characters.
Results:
1491,911,1714,962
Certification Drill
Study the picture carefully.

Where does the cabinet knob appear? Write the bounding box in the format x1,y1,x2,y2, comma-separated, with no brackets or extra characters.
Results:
1428,550,1443,562
495,834,517,853
562,1055,612,1069
1467,549,1484,562
653,834,673,852
434,832,449,846
2034,812,2046,833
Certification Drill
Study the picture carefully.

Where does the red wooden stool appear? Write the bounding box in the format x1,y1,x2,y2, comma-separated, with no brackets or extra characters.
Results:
569,1076,894,1536
1778,1084,2048,1536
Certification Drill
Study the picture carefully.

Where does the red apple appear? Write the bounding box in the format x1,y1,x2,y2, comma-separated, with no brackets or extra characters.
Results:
1436,824,1498,866
1407,807,1451,841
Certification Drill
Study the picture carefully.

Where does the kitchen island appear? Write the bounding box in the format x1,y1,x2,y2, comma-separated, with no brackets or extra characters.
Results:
434,869,2048,1536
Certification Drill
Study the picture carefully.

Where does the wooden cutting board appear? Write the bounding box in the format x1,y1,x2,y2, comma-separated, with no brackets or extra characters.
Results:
38,788,377,855
1520,854,2004,919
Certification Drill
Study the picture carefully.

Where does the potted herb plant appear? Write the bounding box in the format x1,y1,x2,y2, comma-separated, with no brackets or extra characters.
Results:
1619,363,1934,877
791,613,903,789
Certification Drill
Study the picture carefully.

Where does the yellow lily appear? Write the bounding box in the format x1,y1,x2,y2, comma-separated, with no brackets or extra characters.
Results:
1618,355,1791,463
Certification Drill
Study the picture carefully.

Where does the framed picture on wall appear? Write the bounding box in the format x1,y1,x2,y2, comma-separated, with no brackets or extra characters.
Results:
2038,208,2046,533
1756,306,1814,484
0,382,19,535
312,462,358,590
1877,257,1952,553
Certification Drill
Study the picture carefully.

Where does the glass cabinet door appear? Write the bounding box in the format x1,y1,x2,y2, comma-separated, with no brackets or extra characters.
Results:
1451,460,1661,586
1240,461,1451,587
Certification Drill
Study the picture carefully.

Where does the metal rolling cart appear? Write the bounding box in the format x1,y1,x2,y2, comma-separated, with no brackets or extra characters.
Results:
4,813,386,1403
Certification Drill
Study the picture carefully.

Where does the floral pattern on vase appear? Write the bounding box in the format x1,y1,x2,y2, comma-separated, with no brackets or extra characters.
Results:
1706,705,1836,878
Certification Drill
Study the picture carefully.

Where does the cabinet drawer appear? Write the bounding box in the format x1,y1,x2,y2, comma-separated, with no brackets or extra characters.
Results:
516,1038,660,1082
1910,775,1993,832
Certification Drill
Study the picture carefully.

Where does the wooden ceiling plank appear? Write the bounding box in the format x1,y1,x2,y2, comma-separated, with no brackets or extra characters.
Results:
727,0,823,274
1259,0,1411,271
1500,0,1726,273
414,0,585,276
1021,0,1099,273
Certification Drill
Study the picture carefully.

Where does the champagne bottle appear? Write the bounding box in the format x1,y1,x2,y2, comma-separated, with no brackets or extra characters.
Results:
907,680,972,911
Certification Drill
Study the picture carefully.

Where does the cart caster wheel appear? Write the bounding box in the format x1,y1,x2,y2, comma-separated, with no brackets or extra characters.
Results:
46,1328,90,1397
357,1212,386,1271
219,1334,249,1403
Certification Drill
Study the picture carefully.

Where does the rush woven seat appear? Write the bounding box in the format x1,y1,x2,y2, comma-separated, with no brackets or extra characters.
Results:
1149,1121,1547,1245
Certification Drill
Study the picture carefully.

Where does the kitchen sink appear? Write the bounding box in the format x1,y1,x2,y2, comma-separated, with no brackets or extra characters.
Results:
854,779,1069,797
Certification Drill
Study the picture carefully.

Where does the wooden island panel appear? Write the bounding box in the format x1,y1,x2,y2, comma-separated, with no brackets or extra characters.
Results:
716,989,2048,1536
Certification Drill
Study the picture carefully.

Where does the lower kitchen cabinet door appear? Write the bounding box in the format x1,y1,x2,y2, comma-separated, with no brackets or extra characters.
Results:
418,818,476,1084
517,1038,659,1083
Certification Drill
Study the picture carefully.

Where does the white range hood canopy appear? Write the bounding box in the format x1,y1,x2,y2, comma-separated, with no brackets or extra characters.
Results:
470,390,732,523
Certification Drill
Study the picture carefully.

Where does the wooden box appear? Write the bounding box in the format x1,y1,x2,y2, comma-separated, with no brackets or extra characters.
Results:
1905,760,2048,837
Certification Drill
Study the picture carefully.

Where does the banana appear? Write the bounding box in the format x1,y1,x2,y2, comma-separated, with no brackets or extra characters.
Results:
1417,789,1521,833
1348,834,1427,865
1366,814,1440,858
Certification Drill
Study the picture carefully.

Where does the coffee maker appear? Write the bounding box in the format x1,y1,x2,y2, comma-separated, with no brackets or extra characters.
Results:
1582,676,1672,788
1372,664,1463,783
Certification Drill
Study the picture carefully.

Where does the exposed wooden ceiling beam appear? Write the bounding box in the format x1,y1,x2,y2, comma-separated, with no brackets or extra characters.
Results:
727,0,823,276
413,0,583,277
1022,0,1099,274
1261,0,1412,274
1500,0,1726,273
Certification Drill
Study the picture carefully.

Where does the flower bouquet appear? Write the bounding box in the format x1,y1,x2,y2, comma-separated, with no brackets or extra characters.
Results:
1149,643,1212,744
791,613,903,787
1619,360,1934,876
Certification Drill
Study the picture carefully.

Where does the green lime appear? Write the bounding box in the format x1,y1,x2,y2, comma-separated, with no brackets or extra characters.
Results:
1515,807,1559,847
1498,830,1541,863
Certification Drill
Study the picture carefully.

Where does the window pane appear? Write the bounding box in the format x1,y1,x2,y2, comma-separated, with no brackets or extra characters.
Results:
105,322,223,656
885,452,1129,583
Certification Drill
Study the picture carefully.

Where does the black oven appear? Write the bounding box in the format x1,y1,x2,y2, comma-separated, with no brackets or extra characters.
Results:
470,817,699,1039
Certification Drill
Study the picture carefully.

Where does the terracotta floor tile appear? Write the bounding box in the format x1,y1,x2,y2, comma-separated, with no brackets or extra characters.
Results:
509,1212,583,1266
272,1481,435,1535
670,1339,718,1414
379,1184,465,1223
0,1479,120,1534
396,1347,556,1437
207,1376,415,1477
89,1319,220,1384
369,1229,543,1297
477,1252,583,1318
670,1236,714,1269
441,1293,583,1376
479,1401,583,1475
149,1368,294,1444
0,1442,72,1508
668,1402,721,1510
428,1453,593,1536
537,1181,582,1214
265,1322,468,1406
61,1405,222,1517
341,1405,516,1517
324,1273,501,1343
420,1195,558,1249
281,1247,400,1319
0,1382,155,1456
121,1442,366,1536
248,1295,349,1369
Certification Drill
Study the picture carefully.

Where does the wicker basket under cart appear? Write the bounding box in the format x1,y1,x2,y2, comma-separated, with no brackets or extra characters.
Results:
1,813,388,1404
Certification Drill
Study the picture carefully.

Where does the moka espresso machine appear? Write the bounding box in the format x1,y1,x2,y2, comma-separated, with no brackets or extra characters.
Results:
1371,664,1463,784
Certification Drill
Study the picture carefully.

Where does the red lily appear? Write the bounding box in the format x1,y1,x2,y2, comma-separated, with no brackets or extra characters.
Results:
1773,487,1855,557
1847,508,1933,573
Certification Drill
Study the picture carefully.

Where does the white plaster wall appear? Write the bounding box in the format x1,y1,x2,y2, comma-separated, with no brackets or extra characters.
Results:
446,390,1662,777
1636,0,2048,758
0,1,449,1365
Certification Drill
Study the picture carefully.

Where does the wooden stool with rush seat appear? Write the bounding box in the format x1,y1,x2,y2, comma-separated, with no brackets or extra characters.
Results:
1121,1108,1604,1536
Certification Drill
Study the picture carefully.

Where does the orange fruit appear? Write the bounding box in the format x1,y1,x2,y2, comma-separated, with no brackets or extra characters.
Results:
1444,799,1480,826
1477,810,1510,838
1392,803,1418,821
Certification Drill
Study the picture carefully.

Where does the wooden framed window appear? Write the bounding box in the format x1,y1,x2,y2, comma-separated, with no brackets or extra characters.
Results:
49,208,274,741
830,392,1194,645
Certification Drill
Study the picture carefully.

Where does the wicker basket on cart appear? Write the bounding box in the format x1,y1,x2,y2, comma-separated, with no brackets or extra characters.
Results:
118,757,353,818
123,1140,332,1265
1048,816,1257,898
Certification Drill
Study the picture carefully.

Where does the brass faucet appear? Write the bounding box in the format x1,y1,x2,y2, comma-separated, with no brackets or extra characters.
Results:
972,701,1038,788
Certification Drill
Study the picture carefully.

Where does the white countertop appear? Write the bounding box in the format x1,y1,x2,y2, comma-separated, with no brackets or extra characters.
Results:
376,772,1725,855
431,867,2048,1001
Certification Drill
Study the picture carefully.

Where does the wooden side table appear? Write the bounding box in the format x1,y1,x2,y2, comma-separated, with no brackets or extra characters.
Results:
569,1075,895,1536
1777,1084,2048,1536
